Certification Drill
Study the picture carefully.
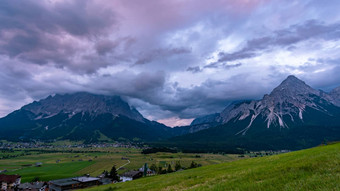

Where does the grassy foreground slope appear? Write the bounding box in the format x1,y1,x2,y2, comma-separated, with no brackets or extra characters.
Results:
84,143,340,191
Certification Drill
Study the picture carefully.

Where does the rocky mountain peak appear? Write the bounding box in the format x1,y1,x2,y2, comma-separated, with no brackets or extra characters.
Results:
190,75,340,136
330,86,340,96
21,92,145,122
269,75,319,98
330,86,340,106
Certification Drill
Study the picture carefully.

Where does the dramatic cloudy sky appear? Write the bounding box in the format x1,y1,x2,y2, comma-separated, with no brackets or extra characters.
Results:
0,0,340,126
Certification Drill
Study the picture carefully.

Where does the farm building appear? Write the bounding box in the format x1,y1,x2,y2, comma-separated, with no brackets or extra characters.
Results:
18,182,47,191
0,174,21,190
49,176,100,191
139,165,156,176
120,171,143,182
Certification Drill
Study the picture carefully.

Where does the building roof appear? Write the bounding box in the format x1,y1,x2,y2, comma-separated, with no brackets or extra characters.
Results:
0,174,21,184
49,178,79,186
72,176,100,183
99,178,112,185
18,182,45,189
49,176,100,186
121,171,142,178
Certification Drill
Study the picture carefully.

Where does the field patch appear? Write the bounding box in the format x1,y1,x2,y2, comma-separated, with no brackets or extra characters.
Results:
83,143,340,191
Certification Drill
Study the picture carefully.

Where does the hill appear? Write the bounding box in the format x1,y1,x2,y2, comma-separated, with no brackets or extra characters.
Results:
83,142,340,191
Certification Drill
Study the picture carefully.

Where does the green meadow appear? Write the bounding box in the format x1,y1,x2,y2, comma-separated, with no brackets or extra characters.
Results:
83,143,340,191
0,146,240,183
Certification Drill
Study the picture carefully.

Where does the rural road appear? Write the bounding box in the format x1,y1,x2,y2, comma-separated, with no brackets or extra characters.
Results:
117,160,130,170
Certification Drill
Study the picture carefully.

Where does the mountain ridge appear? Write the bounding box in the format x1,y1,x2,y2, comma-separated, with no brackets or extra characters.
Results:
166,75,340,151
21,92,145,122
0,92,180,142
191,75,340,131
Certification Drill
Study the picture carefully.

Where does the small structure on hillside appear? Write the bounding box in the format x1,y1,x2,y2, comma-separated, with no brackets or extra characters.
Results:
49,178,79,191
35,162,43,167
139,164,156,176
119,171,143,182
98,178,112,185
0,174,21,190
49,176,100,191
18,181,47,191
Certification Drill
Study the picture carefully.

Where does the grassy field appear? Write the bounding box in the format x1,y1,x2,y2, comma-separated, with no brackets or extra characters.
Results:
0,147,240,183
83,143,340,191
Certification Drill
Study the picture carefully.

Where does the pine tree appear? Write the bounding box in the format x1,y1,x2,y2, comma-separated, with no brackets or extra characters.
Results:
175,161,182,171
190,161,198,169
150,164,157,172
109,165,120,182
167,164,173,173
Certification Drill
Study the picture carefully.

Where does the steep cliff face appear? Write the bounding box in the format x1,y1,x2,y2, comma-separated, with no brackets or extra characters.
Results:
0,92,176,142
22,92,145,122
172,76,340,150
219,75,338,135
330,86,340,106
191,75,340,135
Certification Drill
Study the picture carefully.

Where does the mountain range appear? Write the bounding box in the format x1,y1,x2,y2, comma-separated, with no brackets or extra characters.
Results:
0,75,340,151
165,75,340,151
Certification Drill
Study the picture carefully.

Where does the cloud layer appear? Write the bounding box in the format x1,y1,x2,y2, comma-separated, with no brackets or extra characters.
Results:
0,0,340,126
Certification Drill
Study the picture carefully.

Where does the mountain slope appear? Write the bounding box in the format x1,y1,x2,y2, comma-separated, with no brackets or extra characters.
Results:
0,92,178,142
167,76,340,151
84,142,340,191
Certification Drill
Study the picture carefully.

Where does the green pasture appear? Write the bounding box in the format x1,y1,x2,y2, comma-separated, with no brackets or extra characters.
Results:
0,147,240,183
83,143,340,191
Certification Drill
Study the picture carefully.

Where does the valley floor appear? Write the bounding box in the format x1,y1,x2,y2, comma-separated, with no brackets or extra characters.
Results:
83,143,340,191
0,145,239,183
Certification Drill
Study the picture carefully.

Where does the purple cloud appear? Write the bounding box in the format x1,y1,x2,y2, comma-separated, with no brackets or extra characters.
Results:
0,0,340,126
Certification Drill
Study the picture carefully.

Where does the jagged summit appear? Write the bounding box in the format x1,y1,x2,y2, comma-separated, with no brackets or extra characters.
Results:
277,75,308,91
190,75,340,136
174,76,340,150
0,92,179,142
269,75,319,98
22,92,145,122
284,75,302,82
330,86,340,105
330,86,340,97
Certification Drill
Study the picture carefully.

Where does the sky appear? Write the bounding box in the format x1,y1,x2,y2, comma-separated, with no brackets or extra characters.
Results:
0,0,340,127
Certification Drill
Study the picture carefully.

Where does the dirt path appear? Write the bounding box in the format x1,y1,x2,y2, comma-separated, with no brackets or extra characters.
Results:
117,160,130,170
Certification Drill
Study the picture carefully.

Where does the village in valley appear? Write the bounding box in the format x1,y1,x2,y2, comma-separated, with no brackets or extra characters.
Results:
0,141,236,191
1,163,158,191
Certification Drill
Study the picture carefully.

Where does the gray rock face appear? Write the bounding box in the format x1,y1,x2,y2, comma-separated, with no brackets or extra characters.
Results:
190,75,340,135
22,92,145,122
190,113,221,126
330,86,340,106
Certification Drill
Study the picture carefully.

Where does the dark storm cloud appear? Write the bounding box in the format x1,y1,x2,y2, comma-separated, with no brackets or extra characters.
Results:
218,20,340,62
1,0,340,126
203,62,242,70
129,74,270,119
0,0,116,70
88,71,166,99
95,37,135,56
187,62,242,73
134,47,191,65
187,66,202,73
